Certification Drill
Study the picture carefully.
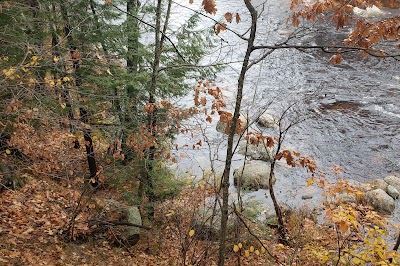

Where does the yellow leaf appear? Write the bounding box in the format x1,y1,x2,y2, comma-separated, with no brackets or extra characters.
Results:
165,210,175,217
255,250,260,255
249,246,254,252
92,135,98,141
5,149,11,155
60,103,66,109
233,245,239,253
53,57,60,63
307,178,314,186
238,243,242,249
261,246,265,253
189,229,195,237
244,250,249,257
63,77,70,82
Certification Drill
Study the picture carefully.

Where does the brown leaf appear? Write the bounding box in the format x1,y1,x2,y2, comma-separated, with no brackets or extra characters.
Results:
224,12,233,23
215,23,227,35
328,54,342,64
235,13,241,24
202,0,217,14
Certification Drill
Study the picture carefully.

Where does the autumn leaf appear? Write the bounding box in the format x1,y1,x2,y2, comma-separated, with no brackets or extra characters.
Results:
224,12,233,23
233,245,239,253
105,0,111,4
249,246,254,252
165,210,175,217
215,23,227,35
202,0,217,14
189,229,195,237
5,149,11,155
338,220,349,233
329,54,343,64
261,246,266,253
235,13,241,24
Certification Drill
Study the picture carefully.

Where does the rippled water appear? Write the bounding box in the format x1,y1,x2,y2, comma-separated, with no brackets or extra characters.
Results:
171,0,400,184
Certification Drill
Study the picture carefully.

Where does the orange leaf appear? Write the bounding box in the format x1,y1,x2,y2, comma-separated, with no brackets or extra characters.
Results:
338,221,349,233
328,54,342,64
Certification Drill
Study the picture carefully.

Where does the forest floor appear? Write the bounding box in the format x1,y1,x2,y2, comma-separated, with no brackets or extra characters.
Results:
0,175,288,265
1,173,398,265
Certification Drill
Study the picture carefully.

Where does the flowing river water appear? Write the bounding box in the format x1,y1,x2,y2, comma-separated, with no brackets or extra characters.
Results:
166,0,400,224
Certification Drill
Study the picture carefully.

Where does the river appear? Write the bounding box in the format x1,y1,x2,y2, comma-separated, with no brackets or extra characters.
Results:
167,0,400,222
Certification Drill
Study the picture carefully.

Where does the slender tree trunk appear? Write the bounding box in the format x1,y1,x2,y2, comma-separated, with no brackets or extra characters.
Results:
143,0,172,219
127,0,140,74
394,231,400,251
269,162,288,245
60,1,98,185
217,1,257,265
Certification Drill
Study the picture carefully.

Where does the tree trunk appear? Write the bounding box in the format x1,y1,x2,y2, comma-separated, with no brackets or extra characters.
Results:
217,0,257,265
60,1,98,186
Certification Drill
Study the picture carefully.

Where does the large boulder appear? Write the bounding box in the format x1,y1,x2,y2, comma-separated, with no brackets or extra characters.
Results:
366,189,395,213
124,206,142,245
257,112,278,129
372,179,388,192
216,114,248,134
383,175,400,193
387,185,400,200
104,200,142,246
238,141,274,161
233,161,275,190
192,205,235,241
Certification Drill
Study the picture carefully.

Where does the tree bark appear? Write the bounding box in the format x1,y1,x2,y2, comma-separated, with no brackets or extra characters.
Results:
60,1,98,185
217,0,257,265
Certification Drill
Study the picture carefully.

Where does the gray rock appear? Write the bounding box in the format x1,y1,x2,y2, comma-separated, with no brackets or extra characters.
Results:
192,206,235,241
125,206,142,244
336,194,358,204
238,141,274,161
233,161,275,190
105,200,142,246
366,189,395,213
216,114,248,134
372,179,388,192
301,194,313,200
384,175,400,193
387,185,400,200
257,112,278,129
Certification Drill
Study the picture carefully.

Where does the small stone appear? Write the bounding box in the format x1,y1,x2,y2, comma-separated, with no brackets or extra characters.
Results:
386,185,399,200
301,195,313,200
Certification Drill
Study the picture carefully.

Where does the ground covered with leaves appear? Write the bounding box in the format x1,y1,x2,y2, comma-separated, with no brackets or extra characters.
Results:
1,174,399,265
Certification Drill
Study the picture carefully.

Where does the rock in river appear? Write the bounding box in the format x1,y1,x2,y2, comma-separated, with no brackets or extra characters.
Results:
233,161,275,190
366,189,395,214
